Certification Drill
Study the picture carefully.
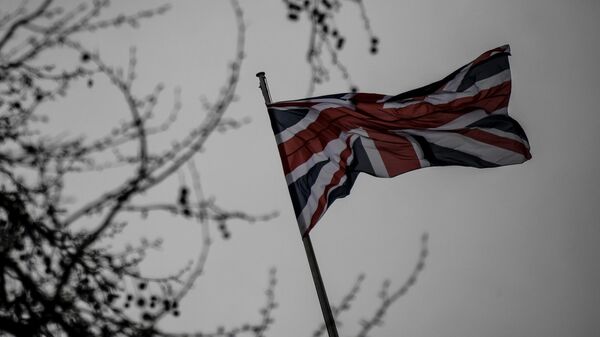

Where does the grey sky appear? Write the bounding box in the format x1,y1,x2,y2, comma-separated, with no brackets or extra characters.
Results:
37,0,600,336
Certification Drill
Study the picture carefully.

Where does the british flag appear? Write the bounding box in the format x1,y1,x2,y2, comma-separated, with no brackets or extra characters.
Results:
267,45,531,236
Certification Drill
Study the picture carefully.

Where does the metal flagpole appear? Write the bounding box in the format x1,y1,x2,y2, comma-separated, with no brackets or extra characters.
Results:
256,72,340,337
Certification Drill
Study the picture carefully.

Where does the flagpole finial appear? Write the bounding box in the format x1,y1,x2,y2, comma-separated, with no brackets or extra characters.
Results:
256,71,272,105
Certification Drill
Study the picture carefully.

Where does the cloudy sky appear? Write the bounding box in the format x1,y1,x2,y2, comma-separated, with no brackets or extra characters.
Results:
39,0,600,336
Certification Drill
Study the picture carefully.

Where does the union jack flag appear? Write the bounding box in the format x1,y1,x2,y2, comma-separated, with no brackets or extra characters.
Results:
267,45,531,236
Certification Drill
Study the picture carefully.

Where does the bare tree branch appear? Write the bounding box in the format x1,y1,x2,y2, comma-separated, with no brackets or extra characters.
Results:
0,0,53,51
0,1,407,336
356,233,429,337
282,0,379,95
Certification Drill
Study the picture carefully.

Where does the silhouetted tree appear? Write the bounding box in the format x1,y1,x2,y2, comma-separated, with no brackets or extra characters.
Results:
0,1,426,336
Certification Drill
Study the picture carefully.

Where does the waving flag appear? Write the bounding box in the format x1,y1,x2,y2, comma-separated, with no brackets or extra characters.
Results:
267,45,531,236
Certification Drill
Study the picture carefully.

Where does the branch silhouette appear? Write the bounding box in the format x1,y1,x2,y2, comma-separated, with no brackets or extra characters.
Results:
0,1,426,336
282,0,379,95
310,233,429,337
0,1,275,336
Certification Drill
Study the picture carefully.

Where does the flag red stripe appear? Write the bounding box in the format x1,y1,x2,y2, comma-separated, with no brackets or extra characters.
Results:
305,137,355,235
355,82,511,123
458,128,531,158
279,82,511,174
354,128,422,175
371,137,422,176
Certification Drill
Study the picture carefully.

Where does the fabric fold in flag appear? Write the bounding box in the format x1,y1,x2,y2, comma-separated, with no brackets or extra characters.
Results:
267,45,531,236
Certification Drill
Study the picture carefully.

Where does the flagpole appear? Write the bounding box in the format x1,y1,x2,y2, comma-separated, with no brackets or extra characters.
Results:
256,72,340,337
301,234,340,337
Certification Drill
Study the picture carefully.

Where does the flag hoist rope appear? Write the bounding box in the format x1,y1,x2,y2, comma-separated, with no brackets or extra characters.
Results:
256,72,340,337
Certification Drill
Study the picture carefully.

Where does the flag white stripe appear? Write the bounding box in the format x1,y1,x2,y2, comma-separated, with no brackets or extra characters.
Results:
296,160,337,233
381,99,421,110
351,128,389,177
398,129,526,165
463,69,511,93
296,135,357,233
285,134,350,184
491,107,508,115
404,134,430,168
424,69,511,105
429,107,508,131
473,127,530,149
274,100,355,145
383,68,511,110
377,95,393,103
274,109,319,144
443,63,473,92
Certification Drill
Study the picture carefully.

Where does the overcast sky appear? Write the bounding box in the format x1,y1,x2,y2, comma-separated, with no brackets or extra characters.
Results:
39,0,600,336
